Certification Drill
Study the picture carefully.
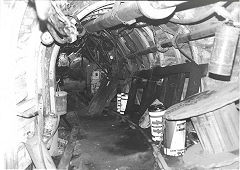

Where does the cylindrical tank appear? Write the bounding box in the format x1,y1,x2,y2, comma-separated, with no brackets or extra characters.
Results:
209,23,240,76
120,93,128,115
148,100,165,142
163,120,186,156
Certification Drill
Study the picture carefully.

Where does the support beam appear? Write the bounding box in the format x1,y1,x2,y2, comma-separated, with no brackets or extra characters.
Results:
58,127,79,170
88,77,118,116
125,22,223,59
84,1,185,33
165,82,239,120
161,22,223,48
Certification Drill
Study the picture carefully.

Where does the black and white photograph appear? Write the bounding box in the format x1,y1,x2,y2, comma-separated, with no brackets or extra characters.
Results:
0,1,239,169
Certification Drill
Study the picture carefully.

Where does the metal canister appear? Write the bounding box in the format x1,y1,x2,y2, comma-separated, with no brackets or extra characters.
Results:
148,100,165,142
163,120,186,156
120,93,128,115
209,23,240,76
117,93,121,113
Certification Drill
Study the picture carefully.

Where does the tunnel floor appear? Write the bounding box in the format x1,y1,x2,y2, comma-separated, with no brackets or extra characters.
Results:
52,102,239,170
55,109,157,170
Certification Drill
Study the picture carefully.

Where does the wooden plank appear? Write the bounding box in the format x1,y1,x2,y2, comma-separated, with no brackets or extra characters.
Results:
223,104,239,147
212,108,233,151
165,82,239,120
138,80,158,115
152,144,171,170
163,74,185,108
195,115,214,153
61,115,72,129
88,77,118,115
214,103,239,151
125,78,140,114
164,76,176,108
208,112,226,152
172,73,185,105
191,117,207,151
58,127,79,170
134,63,206,110
204,112,224,153
25,135,56,169
158,78,168,104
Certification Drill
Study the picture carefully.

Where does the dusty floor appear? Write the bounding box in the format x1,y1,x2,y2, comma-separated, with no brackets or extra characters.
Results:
53,110,239,170
52,94,239,170
56,110,157,170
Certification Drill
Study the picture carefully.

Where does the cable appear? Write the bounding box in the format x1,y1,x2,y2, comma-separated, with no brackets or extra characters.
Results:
85,44,110,77
117,22,149,36
17,112,39,119
118,28,134,37
109,109,153,146
174,34,196,63
169,2,228,25
47,23,68,44
79,2,115,22
102,29,125,76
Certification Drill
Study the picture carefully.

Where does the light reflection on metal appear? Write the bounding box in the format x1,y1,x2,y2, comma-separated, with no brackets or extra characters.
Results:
209,24,240,77
84,1,185,33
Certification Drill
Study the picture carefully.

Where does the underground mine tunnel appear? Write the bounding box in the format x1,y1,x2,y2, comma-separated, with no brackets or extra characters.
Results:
0,1,239,170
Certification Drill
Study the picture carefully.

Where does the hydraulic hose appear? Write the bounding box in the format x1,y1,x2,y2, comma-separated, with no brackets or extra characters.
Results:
47,23,68,44
174,34,196,63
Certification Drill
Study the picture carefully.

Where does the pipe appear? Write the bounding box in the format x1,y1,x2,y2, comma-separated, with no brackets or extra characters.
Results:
49,45,60,115
45,45,61,145
169,2,227,25
84,1,185,33
34,0,51,21
126,46,158,59
47,23,68,44
161,22,224,48
77,1,115,21
124,22,222,58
